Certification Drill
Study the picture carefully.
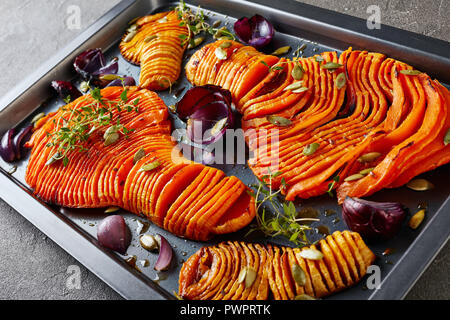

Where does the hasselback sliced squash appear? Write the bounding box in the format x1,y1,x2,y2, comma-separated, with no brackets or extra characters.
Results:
119,11,189,90
25,86,255,241
186,41,450,201
178,230,376,300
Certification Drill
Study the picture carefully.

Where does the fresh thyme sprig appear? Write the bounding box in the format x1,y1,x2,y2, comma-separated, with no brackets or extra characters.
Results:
45,81,140,166
246,169,318,246
175,0,235,48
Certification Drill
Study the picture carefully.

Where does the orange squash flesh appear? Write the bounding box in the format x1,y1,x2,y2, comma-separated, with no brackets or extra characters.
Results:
119,11,189,91
179,231,376,300
25,86,255,241
186,41,450,200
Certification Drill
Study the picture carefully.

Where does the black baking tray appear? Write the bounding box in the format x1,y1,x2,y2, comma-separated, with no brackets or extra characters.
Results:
0,0,449,300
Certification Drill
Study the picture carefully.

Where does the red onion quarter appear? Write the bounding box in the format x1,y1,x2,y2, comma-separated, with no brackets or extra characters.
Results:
234,14,274,49
97,215,131,255
342,197,407,241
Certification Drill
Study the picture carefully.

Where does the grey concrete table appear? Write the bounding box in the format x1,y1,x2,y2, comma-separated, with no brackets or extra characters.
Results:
0,0,448,299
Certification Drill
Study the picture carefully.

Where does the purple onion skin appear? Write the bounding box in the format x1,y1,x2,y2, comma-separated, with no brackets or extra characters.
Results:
74,49,125,88
342,197,407,241
0,129,16,162
176,85,234,145
74,49,106,80
154,234,173,271
97,215,131,255
51,81,82,102
12,125,33,160
234,14,274,49
105,76,136,88
92,58,119,77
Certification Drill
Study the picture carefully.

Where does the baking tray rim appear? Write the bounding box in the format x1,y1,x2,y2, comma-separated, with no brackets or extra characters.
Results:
0,0,449,300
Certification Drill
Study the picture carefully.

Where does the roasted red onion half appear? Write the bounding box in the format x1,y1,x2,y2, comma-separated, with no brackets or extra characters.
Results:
154,234,173,271
74,48,118,80
97,215,131,255
73,48,136,88
51,81,82,102
0,125,33,163
342,197,407,241
234,14,274,49
175,85,233,145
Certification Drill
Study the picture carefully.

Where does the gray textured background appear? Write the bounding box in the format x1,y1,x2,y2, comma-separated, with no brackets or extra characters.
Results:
0,0,448,300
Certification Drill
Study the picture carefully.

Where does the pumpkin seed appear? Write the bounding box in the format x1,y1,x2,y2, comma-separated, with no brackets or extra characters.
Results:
140,259,150,267
406,178,434,191
292,63,304,80
271,46,291,56
409,209,425,230
136,220,150,235
292,87,309,93
7,165,17,175
139,160,161,172
291,263,306,286
104,132,120,146
344,173,365,182
294,294,316,300
303,143,320,156
336,72,347,89
358,152,381,163
157,16,168,23
238,268,246,284
321,62,343,70
168,104,177,113
299,248,323,260
31,112,46,124
133,147,146,164
283,81,304,91
315,56,324,63
245,267,257,288
214,47,228,60
188,36,204,49
144,35,158,42
128,24,138,32
105,206,120,214
298,43,307,52
211,118,228,136
266,115,292,127
212,20,222,28
359,167,375,176
400,69,422,76
219,41,232,49
46,152,61,166
80,81,90,93
444,128,450,146
218,36,233,41
139,234,159,251
100,74,122,81
123,30,137,43
213,27,227,39
104,125,119,140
